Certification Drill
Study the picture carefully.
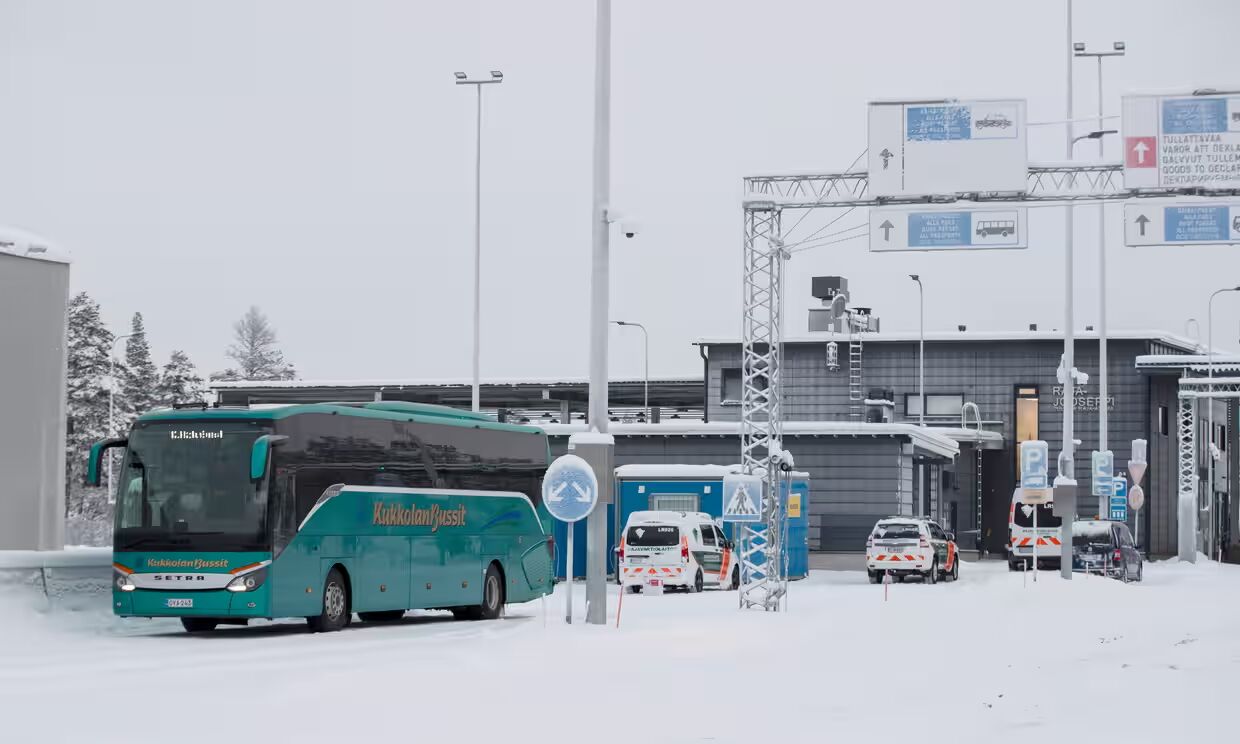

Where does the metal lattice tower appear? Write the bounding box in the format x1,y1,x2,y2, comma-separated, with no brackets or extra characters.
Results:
1175,377,1240,560
738,208,787,611
739,162,1240,601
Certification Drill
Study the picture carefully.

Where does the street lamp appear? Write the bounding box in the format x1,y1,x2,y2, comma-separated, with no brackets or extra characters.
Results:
1073,41,1125,474
611,321,649,421
908,275,924,428
455,69,504,412
1207,286,1240,559
107,332,134,500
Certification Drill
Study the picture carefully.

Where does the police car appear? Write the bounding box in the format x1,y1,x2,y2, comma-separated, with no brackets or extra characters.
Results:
617,511,739,593
865,517,960,584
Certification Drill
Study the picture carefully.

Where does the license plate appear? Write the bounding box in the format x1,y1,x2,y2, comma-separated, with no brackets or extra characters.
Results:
629,556,646,563
1083,555,1101,564
884,546,905,553
166,598,193,608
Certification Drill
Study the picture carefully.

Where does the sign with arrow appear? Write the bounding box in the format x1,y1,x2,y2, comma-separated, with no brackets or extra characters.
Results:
542,454,598,524
1122,91,1240,190
868,98,1027,197
869,205,1028,252
1123,199,1240,246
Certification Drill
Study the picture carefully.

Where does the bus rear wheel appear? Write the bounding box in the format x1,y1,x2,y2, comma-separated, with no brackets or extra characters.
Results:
456,563,505,621
181,618,218,633
308,567,350,633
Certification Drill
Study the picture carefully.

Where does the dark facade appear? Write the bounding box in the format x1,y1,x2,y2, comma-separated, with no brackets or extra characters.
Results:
699,331,1197,556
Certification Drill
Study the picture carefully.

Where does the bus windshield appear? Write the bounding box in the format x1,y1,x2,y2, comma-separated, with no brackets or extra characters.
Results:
114,420,272,552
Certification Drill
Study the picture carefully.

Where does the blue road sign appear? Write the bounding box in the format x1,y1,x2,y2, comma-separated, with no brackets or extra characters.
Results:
542,454,598,523
1092,450,1115,497
1165,206,1230,243
1109,478,1128,521
1020,441,1049,491
722,473,763,523
1162,98,1228,134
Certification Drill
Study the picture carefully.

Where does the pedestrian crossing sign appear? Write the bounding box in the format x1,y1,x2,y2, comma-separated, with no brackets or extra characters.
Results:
722,473,763,523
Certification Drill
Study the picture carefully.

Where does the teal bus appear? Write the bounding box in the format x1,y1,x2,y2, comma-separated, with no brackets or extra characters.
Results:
88,401,556,633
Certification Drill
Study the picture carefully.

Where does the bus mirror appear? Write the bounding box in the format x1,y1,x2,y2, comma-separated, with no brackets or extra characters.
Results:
87,438,128,487
250,435,288,481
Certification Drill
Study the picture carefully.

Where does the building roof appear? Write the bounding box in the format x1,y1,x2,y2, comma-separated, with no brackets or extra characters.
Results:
1135,354,1240,375
0,225,70,265
540,420,960,460
614,463,809,480
210,375,700,390
696,329,1200,353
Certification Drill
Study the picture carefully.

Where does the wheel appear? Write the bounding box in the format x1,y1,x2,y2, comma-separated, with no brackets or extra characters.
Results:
925,558,938,585
1008,560,1019,572
894,574,905,583
1136,564,1143,583
627,584,643,594
458,563,506,620
868,570,882,584
950,557,960,582
692,569,704,593
729,566,740,590
307,567,350,633
358,610,405,622
180,618,218,633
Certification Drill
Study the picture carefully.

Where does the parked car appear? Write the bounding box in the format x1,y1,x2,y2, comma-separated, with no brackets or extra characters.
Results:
617,511,739,593
865,517,960,584
1072,520,1143,582
1008,489,1064,570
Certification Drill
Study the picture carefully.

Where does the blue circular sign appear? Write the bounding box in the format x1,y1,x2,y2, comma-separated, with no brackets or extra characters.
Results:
542,454,598,523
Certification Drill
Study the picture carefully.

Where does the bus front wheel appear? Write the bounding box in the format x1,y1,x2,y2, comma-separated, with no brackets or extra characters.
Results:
308,567,351,633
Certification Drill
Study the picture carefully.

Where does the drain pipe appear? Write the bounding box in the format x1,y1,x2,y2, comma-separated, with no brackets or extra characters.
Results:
697,343,710,423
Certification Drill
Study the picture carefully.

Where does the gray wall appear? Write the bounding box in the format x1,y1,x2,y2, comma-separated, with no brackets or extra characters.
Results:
0,253,69,550
706,338,1166,550
550,433,917,552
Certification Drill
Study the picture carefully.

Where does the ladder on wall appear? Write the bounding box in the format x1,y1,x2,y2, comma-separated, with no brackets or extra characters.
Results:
848,318,863,420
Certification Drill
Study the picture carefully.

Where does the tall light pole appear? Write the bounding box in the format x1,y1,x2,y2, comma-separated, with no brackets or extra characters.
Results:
611,321,649,420
1207,286,1240,559
455,69,504,412
107,332,134,501
908,275,924,428
1073,41,1125,503
1059,0,1077,581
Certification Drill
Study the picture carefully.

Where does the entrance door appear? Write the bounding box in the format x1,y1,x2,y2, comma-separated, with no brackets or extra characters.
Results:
981,449,1013,555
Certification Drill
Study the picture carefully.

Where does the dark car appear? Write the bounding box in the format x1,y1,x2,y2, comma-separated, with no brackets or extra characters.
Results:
1071,520,1143,582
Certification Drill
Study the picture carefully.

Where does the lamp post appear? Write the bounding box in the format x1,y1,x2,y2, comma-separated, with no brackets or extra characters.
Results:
107,333,134,500
908,275,924,428
611,321,649,421
455,70,504,412
1073,41,1125,473
1207,286,1240,559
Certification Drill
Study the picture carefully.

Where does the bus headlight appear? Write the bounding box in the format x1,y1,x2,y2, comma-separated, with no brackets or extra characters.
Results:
114,570,136,592
226,567,267,593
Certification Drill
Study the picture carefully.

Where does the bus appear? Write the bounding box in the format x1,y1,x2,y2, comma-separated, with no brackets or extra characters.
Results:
88,401,556,633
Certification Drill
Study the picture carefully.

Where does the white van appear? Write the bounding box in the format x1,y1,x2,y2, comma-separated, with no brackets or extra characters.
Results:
1007,489,1064,570
617,511,739,593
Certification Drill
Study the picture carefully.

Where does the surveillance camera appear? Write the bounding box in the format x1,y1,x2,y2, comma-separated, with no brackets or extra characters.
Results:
620,220,641,239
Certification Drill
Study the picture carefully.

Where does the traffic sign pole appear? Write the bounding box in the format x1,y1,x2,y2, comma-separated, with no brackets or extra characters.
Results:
543,452,601,626
565,526,574,624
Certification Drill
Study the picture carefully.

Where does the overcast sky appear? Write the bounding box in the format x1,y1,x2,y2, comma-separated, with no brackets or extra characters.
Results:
2,0,1237,382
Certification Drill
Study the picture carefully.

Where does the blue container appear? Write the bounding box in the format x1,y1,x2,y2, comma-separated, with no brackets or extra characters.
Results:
605,464,810,580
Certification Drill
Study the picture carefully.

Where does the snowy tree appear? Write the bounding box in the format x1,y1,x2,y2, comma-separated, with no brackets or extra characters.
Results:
214,306,297,381
64,292,115,545
120,312,160,419
157,350,207,407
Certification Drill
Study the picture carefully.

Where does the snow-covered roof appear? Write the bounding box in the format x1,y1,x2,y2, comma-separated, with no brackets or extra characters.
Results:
0,225,70,265
211,375,701,390
697,329,1199,354
540,421,959,460
614,463,811,480
1135,354,1240,373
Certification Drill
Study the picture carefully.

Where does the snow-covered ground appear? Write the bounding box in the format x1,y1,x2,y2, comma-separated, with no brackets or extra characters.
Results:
3,560,1236,743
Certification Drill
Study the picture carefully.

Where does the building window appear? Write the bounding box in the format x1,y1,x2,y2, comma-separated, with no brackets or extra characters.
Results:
652,493,698,512
1158,405,1168,436
905,393,964,417
720,368,741,403
1015,386,1039,482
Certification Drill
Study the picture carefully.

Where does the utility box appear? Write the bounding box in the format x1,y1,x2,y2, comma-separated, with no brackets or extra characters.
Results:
811,276,849,302
0,228,70,550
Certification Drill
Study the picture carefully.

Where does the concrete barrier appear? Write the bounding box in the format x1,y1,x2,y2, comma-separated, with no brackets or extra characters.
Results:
0,548,111,610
